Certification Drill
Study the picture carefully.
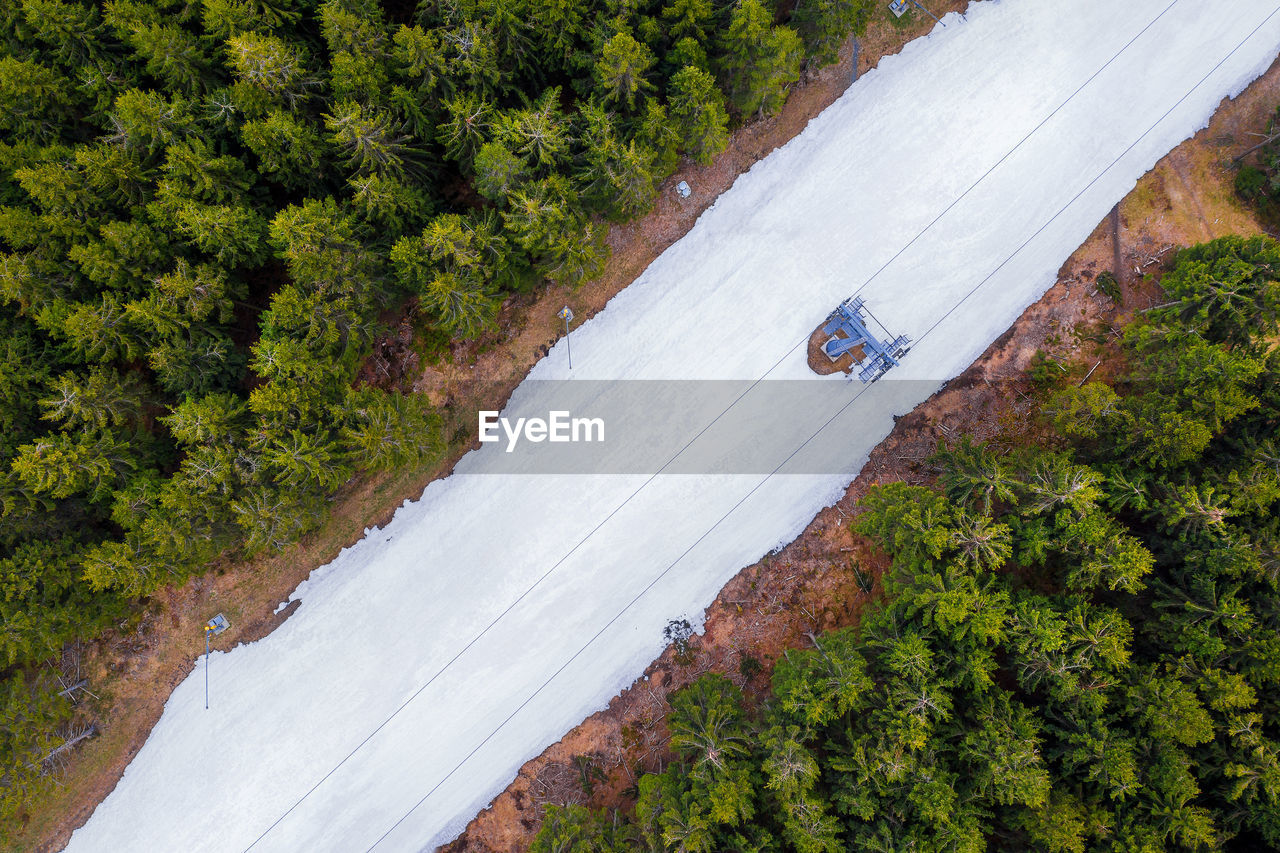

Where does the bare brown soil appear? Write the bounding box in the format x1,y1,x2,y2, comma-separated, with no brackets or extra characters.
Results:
807,323,862,376
442,51,1280,853
8,8,973,853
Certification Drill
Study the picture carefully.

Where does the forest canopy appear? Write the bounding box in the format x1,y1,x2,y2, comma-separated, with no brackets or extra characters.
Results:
0,0,877,822
533,236,1280,852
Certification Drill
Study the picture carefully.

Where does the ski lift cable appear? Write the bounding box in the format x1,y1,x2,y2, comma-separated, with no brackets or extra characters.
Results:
243,1,1228,846
364,8,1280,848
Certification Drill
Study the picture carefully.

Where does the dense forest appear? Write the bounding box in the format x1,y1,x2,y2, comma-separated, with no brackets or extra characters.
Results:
0,0,878,822
532,236,1280,852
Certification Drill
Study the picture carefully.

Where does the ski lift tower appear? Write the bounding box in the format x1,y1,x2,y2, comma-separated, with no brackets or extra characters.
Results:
819,296,911,383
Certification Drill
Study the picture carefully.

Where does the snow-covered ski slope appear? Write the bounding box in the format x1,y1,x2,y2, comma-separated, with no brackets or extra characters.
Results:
65,2,1280,851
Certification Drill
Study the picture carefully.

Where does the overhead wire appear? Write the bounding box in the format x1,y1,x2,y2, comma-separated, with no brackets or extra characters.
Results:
238,1,1277,848
364,6,1280,848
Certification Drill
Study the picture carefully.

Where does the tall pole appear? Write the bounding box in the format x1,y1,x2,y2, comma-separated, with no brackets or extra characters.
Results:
204,626,210,710
558,306,575,370
912,0,944,27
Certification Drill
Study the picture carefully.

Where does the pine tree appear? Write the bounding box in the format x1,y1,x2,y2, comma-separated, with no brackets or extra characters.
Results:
771,627,871,726
330,51,391,105
390,215,506,338
74,144,154,208
147,329,241,396
319,0,389,60
201,0,301,40
933,436,1017,512
0,673,73,820
347,173,432,231
660,0,714,41
503,175,609,287
635,100,682,179
230,486,325,553
262,428,351,492
154,259,240,326
324,100,420,177
595,31,655,110
717,0,803,117
438,19,503,98
416,269,499,339
959,694,1050,807
68,219,170,293
532,805,629,853
666,36,711,74
240,111,327,190
0,56,78,142
524,0,585,66
13,157,98,219
437,92,494,168
20,0,108,67
342,387,444,471
494,88,571,171
59,293,142,362
170,201,269,266
268,197,389,325
1048,381,1125,441
392,24,446,96
791,0,876,68
162,393,246,447
123,23,212,94
667,66,729,165
39,368,146,431
80,533,169,594
668,675,751,775
1153,235,1280,349
11,432,138,502
157,137,254,206
472,142,527,202
855,481,956,568
576,103,658,219
105,88,196,154
226,31,319,112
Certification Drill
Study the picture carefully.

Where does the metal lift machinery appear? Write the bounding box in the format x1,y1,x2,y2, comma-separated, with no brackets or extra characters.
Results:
820,296,911,383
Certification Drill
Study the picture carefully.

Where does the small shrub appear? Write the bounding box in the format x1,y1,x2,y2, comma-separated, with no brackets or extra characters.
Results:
1028,350,1068,392
573,754,606,796
851,561,874,595
409,318,453,365
1095,270,1121,302
1235,164,1268,203
620,724,642,753
664,618,695,665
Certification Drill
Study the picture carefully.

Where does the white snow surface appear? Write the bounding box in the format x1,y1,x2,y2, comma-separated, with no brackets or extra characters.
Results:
65,2,1280,851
